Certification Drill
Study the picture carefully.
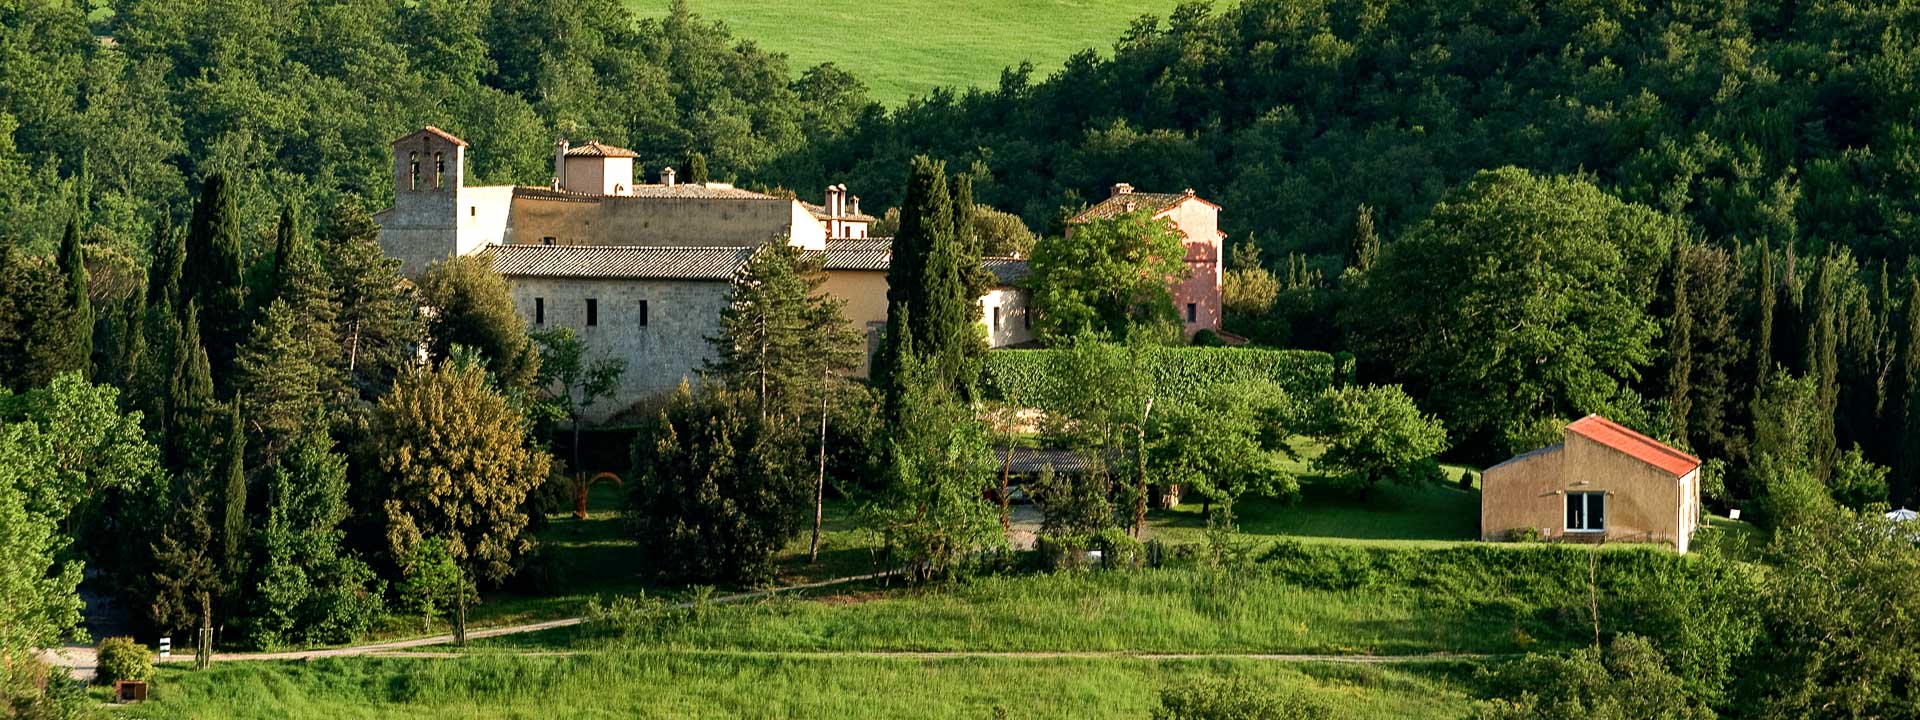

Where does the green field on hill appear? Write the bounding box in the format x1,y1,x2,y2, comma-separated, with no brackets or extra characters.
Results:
625,0,1180,104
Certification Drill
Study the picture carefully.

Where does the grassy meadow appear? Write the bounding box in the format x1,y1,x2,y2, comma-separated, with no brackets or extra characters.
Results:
125,653,1480,720
625,0,1180,104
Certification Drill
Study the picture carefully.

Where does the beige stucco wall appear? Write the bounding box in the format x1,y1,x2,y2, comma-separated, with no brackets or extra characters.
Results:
820,269,891,377
1481,434,1698,550
504,194,827,250
559,156,634,196
1158,199,1224,338
982,286,1034,347
506,275,731,423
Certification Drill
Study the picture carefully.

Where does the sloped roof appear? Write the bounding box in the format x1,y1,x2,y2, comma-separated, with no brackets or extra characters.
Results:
564,141,640,158
511,184,777,201
1565,415,1701,477
1068,188,1216,223
820,238,892,271
396,126,468,147
485,244,750,281
983,257,1030,286
802,201,879,222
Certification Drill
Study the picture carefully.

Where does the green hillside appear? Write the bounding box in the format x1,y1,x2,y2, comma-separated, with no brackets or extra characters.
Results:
625,0,1178,104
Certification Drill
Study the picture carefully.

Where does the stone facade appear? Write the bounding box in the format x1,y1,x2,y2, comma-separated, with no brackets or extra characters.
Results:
506,274,732,422
1066,185,1226,339
1481,415,1703,552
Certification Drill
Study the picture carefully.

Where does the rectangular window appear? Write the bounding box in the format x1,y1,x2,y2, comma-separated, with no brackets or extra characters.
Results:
992,306,1002,334
470,206,476,217
534,298,545,325
1024,310,1031,329
1186,303,1198,323
585,298,598,327
542,236,557,246
638,300,649,327
1567,492,1606,532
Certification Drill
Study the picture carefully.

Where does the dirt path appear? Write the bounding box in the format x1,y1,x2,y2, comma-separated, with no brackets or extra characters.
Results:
149,570,896,664
358,649,1498,664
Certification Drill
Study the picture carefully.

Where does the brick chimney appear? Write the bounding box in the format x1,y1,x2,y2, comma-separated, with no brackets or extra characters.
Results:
1110,182,1134,198
662,166,676,187
825,184,845,217
850,195,861,216
553,139,569,190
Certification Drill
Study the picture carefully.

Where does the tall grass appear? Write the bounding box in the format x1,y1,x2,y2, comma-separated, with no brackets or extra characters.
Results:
128,653,1477,719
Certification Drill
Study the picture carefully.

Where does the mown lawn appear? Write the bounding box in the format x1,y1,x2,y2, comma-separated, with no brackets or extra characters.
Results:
624,0,1179,104
126,652,1480,720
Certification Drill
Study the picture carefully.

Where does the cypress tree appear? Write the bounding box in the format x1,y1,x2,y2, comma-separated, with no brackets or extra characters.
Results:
184,174,250,383
217,400,248,589
1666,240,1693,443
165,302,218,473
876,158,940,390
56,217,92,379
149,217,184,310
1347,204,1379,274
952,173,992,305
1897,274,1920,504
687,152,709,184
1752,244,1776,411
268,204,302,306
1807,257,1840,480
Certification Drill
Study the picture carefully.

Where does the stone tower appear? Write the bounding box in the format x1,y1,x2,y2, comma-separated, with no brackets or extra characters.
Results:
376,126,511,276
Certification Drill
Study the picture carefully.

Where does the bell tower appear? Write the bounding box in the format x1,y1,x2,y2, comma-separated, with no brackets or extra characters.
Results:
378,127,472,276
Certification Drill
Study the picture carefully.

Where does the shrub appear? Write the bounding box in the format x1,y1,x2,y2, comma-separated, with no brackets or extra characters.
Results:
1153,677,1331,720
1090,527,1145,569
1506,527,1541,543
94,636,152,685
1190,329,1226,347
981,347,1343,407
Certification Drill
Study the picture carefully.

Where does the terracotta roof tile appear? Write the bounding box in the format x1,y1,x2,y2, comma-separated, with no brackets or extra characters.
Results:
563,141,640,158
802,201,879,222
396,126,468,147
511,184,776,201
819,239,891,271
486,244,750,281
1565,415,1701,477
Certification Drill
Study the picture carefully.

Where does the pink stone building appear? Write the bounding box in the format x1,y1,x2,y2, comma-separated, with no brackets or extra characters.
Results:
1066,184,1226,339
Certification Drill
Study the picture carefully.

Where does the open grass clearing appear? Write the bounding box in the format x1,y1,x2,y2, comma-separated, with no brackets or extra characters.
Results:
124,652,1481,719
624,0,1178,104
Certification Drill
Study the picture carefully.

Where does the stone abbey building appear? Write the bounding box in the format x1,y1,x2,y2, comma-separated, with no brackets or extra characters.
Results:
375,127,1221,421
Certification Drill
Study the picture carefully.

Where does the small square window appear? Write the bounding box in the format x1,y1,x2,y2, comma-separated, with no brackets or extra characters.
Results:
638,300,649,327
534,298,545,325
585,298,598,327
542,236,557,246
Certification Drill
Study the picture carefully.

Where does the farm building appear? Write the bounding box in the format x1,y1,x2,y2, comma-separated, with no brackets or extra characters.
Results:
1480,415,1703,552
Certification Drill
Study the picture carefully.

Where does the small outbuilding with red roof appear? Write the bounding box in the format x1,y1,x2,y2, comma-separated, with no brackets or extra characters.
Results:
1481,415,1704,552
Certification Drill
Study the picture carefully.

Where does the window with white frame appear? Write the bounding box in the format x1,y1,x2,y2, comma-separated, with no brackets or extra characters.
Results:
1566,492,1606,532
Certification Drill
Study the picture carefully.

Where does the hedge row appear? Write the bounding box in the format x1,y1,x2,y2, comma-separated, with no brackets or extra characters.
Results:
980,347,1352,406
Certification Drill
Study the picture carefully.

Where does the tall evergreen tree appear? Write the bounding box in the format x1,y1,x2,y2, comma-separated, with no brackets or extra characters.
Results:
951,172,992,306
321,196,418,395
1895,274,1920,504
56,217,92,379
687,152,709,184
267,204,303,306
217,400,248,594
1752,244,1777,416
707,242,859,420
1666,239,1694,443
1347,203,1379,274
148,217,184,310
0,243,70,392
164,302,217,474
183,174,250,383
235,299,327,467
1806,257,1841,481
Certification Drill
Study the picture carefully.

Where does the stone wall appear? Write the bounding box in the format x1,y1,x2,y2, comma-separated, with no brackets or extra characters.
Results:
505,275,732,422
1161,199,1224,338
505,194,827,250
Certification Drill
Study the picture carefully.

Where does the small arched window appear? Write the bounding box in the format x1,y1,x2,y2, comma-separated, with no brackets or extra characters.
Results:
434,152,445,189
408,151,419,191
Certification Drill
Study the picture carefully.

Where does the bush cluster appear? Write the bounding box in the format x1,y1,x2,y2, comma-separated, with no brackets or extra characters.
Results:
981,347,1351,406
93,636,152,686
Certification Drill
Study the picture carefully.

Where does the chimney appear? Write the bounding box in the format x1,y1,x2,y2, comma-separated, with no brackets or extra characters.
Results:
826,184,843,217
662,166,676,187
1183,188,1197,197
837,184,848,216
850,195,861,216
1110,182,1134,198
553,139,569,190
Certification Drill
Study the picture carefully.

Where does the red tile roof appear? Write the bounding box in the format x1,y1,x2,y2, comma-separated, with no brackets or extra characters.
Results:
564,141,640,158
395,126,468,147
1565,415,1700,477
